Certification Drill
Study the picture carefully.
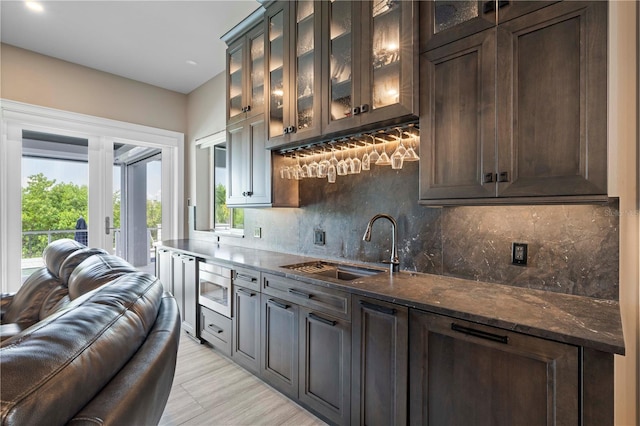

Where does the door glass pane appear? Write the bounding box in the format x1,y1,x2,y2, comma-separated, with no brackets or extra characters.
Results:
372,0,401,109
113,144,161,273
229,45,244,119
329,0,352,122
296,1,315,132
250,32,265,112
434,1,479,33
21,131,88,282
269,10,285,138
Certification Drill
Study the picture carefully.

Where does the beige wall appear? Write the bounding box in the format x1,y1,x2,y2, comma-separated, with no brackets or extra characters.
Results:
0,43,187,133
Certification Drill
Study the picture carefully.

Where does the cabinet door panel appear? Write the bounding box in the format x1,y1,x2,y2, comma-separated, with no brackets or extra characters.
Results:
182,255,198,337
171,253,184,321
351,296,407,426
299,308,350,425
409,310,579,426
156,248,172,293
247,116,270,204
261,294,299,399
232,285,260,374
420,0,495,52
226,122,248,205
420,29,496,201
227,39,245,124
497,1,607,198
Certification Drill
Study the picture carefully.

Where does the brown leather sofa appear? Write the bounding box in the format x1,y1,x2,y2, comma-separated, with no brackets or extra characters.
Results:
0,239,180,425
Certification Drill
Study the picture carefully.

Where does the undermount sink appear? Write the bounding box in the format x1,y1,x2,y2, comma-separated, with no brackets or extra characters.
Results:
282,261,385,281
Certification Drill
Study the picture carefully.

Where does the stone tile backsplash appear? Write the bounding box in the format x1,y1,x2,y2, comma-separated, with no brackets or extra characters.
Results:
211,161,619,300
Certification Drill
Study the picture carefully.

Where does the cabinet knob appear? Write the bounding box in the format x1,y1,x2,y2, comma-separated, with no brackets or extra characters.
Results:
352,106,361,116
359,104,369,114
245,105,251,112
246,191,253,197
288,126,296,134
498,171,509,183
483,173,495,184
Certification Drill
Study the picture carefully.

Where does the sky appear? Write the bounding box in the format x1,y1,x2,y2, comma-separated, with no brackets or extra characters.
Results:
22,157,162,201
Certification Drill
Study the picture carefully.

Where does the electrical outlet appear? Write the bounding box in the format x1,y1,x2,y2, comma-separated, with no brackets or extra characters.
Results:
253,227,262,238
314,229,325,246
512,242,528,266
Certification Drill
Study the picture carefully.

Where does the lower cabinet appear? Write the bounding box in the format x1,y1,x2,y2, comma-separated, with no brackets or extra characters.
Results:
260,294,299,400
200,305,232,356
351,296,408,426
409,309,580,426
299,307,351,426
232,283,261,374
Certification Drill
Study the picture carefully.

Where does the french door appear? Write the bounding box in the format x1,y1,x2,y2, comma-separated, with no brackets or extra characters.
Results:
0,101,184,293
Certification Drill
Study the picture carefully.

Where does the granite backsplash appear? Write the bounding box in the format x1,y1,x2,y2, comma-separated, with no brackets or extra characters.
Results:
206,161,619,300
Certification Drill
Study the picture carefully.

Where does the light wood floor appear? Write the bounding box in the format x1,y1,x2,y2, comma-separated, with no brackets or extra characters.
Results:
160,332,327,426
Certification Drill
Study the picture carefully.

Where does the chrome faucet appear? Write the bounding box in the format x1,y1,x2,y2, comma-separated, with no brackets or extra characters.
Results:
363,214,400,273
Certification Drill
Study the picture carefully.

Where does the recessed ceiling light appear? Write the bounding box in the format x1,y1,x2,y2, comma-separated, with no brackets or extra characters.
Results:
25,1,44,12
186,60,198,66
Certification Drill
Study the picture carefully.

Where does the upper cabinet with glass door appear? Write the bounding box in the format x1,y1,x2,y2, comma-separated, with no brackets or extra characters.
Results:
266,0,322,149
225,10,265,125
323,0,418,136
420,0,557,51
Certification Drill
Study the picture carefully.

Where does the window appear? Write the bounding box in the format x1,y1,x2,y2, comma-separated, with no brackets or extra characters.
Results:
195,133,244,235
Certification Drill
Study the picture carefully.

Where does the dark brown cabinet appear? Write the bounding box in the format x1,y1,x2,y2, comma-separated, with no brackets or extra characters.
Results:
351,296,408,426
231,267,261,374
265,0,323,148
299,307,351,425
260,293,299,400
409,309,580,425
419,1,607,205
322,0,419,136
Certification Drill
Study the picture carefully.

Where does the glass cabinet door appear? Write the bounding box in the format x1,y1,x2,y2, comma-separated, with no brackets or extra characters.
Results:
248,28,265,116
360,0,417,125
328,0,353,127
228,41,244,122
268,8,286,140
370,0,401,110
294,0,316,136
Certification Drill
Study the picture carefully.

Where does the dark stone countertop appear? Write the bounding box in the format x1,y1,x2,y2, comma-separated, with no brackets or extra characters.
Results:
157,239,625,355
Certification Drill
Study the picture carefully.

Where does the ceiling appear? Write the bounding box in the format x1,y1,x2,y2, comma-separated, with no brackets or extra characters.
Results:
0,0,261,94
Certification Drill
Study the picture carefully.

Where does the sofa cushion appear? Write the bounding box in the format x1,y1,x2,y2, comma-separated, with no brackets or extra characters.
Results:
0,268,60,327
67,254,138,300
0,272,163,426
58,247,108,284
42,238,86,279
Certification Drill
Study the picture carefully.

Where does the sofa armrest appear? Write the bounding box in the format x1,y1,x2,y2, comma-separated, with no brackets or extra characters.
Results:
67,293,180,426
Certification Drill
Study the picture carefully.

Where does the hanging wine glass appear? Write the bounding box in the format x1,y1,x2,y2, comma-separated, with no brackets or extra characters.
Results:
391,128,405,169
336,145,348,176
361,136,371,171
308,150,319,177
318,147,329,178
403,130,420,162
327,146,337,183
375,136,391,166
350,142,362,174
368,134,380,164
300,152,310,178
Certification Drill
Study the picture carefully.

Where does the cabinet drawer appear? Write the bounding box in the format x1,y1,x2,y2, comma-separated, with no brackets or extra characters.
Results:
234,266,260,292
262,273,351,320
200,305,232,356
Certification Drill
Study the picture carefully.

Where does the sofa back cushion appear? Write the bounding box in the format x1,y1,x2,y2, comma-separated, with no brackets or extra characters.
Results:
67,254,138,300
1,268,60,326
0,272,163,426
42,238,86,279
58,247,108,284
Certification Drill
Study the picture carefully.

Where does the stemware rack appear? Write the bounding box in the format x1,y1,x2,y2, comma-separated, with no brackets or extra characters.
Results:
276,121,420,182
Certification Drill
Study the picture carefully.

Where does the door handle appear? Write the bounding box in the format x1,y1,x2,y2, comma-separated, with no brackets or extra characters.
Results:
104,216,117,235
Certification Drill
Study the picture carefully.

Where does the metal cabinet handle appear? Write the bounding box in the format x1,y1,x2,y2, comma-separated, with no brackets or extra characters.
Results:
359,300,397,316
483,172,494,184
236,273,257,283
207,323,224,334
498,171,509,182
268,298,289,310
352,106,361,116
451,323,509,344
309,312,337,327
359,104,369,114
245,105,251,112
236,287,255,297
288,288,312,299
